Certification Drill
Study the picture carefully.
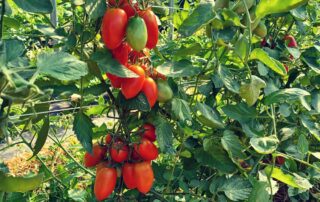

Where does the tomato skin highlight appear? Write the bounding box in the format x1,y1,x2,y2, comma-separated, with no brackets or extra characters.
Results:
134,161,154,194
126,16,148,51
141,123,156,142
141,77,158,107
135,138,158,161
111,42,131,65
121,65,146,99
101,8,127,50
110,141,129,163
84,144,107,168
139,9,159,49
106,73,122,88
122,163,137,189
94,167,117,201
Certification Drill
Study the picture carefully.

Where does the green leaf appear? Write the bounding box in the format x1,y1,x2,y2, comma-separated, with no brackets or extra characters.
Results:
119,92,150,112
235,34,249,61
286,47,301,59
300,115,320,141
21,103,50,124
264,166,312,190
13,0,53,13
250,48,287,76
35,24,64,40
297,134,309,155
154,116,174,153
73,111,93,153
220,176,252,201
195,103,224,129
311,90,320,112
174,43,202,57
256,0,308,19
239,75,266,106
3,16,21,29
171,98,192,122
218,65,240,93
222,103,257,122
178,2,215,37
156,60,200,78
4,39,25,63
264,88,310,105
301,47,320,74
31,116,49,158
85,0,106,20
221,9,242,27
250,135,279,154
221,130,247,159
91,49,138,78
37,52,88,81
0,172,44,192
248,180,270,202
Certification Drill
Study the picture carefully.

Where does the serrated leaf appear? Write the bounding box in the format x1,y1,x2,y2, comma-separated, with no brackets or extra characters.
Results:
264,88,310,105
154,116,174,153
218,65,240,93
220,176,252,201
248,180,270,202
85,0,106,20
119,92,150,112
240,75,266,106
195,103,224,128
37,52,88,81
221,130,246,159
171,98,192,122
235,34,249,61
301,47,320,74
249,48,287,76
222,103,257,121
300,115,320,141
250,135,279,154
4,39,25,63
13,0,53,13
156,60,200,78
0,172,44,192
297,134,309,155
73,111,93,153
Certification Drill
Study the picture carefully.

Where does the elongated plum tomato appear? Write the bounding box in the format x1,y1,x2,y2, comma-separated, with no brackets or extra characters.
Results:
111,42,131,65
139,9,159,49
126,16,148,51
121,65,145,99
110,141,129,163
94,167,117,201
135,138,158,161
106,73,122,88
141,123,156,142
84,144,107,168
157,79,173,103
284,35,297,47
134,161,154,194
141,77,158,107
121,2,137,19
101,8,127,50
122,163,137,189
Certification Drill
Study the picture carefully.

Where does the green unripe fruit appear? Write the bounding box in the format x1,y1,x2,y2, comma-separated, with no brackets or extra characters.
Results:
253,22,267,38
233,0,255,14
157,80,173,103
126,16,148,51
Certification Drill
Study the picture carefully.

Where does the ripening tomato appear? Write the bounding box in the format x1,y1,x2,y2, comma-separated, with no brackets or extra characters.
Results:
101,8,127,50
126,16,148,51
121,65,146,99
276,156,285,165
106,73,122,88
141,123,156,142
134,161,154,194
94,167,117,201
131,144,141,160
139,9,159,49
122,163,137,189
106,134,112,145
284,35,297,47
111,42,131,65
157,79,173,103
84,144,107,168
110,141,129,163
135,138,158,161
108,0,125,7
141,77,158,107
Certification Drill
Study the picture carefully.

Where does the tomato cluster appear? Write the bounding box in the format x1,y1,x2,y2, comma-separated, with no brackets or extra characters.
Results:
83,123,159,201
101,0,165,108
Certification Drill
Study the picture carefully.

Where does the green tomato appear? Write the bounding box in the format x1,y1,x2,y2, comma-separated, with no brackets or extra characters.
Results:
157,80,173,103
253,22,267,38
126,16,148,51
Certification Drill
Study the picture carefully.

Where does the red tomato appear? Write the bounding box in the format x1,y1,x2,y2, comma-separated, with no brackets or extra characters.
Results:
122,163,137,189
121,65,146,99
106,73,122,88
96,162,109,174
276,156,285,165
101,8,127,50
94,167,117,201
141,123,156,142
134,161,154,194
106,134,112,145
139,9,159,49
284,64,289,73
284,35,297,47
84,144,107,168
141,77,158,107
121,2,138,19
108,0,124,6
135,138,158,161
131,144,141,160
111,42,131,65
110,141,129,163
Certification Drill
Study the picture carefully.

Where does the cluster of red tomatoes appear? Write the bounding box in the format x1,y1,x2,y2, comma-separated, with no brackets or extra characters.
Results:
101,0,165,108
83,123,158,201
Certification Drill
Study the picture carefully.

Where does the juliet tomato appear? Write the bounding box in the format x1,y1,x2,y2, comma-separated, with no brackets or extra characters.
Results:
122,163,137,189
141,77,158,107
141,123,156,142
121,65,146,99
101,8,127,50
84,144,107,168
110,141,129,163
284,35,297,47
134,161,154,194
126,16,148,51
94,167,117,201
121,2,137,19
111,42,131,65
135,138,158,161
139,9,159,49
106,134,112,145
106,73,122,88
